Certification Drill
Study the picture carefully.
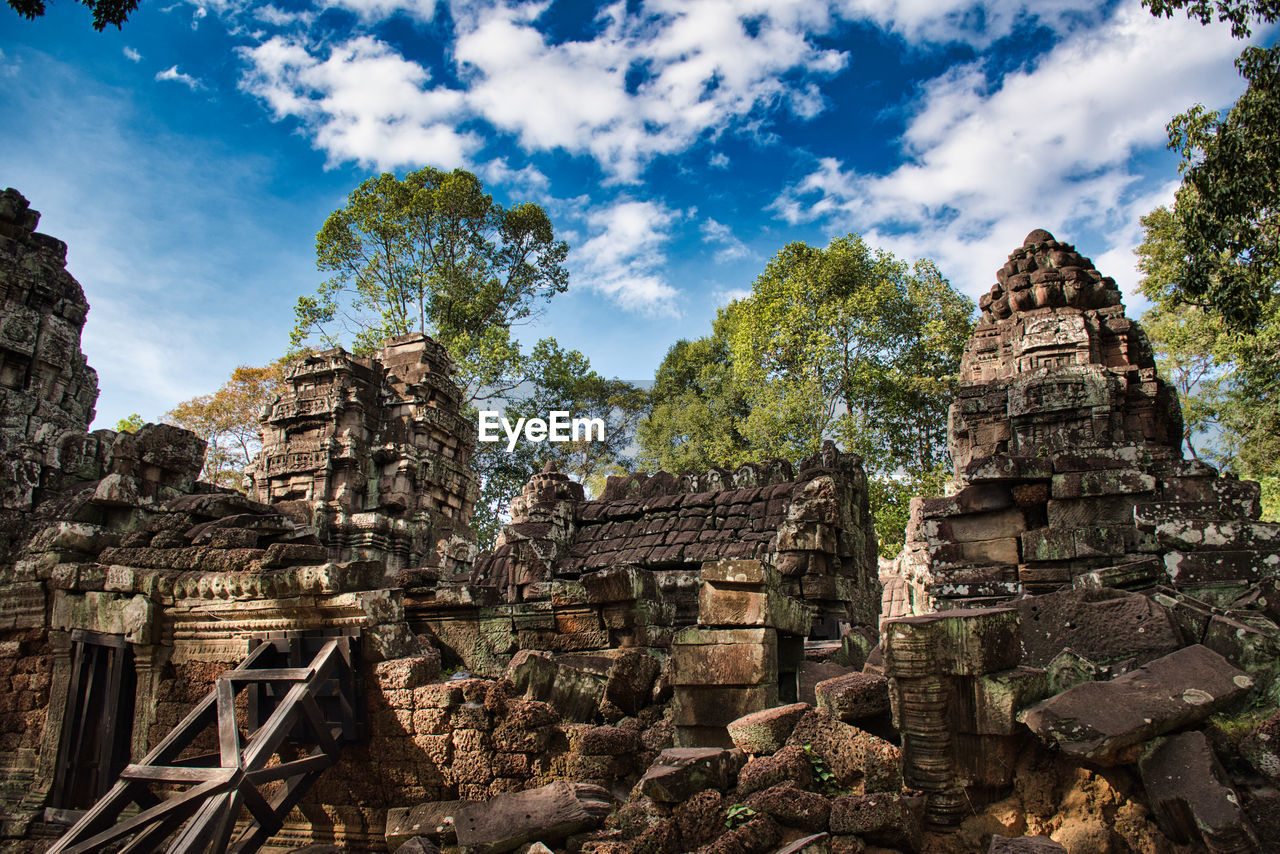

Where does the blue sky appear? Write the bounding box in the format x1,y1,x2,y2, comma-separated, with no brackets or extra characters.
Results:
0,0,1266,430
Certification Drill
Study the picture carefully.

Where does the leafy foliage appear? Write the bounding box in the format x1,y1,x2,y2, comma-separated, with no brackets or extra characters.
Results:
470,339,646,546
164,363,288,490
1137,205,1279,519
1141,0,1280,38
7,0,139,30
802,744,840,796
1162,45,1280,331
113,413,145,434
724,804,758,830
638,234,974,554
295,166,569,405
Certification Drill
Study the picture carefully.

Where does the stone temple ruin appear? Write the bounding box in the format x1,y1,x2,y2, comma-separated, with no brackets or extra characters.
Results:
1,189,1279,854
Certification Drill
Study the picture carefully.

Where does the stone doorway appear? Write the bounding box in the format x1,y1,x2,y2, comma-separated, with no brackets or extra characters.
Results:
48,630,136,813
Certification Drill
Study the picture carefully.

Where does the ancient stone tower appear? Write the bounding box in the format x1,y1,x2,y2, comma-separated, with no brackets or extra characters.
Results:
886,228,1272,615
0,189,100,514
249,334,480,575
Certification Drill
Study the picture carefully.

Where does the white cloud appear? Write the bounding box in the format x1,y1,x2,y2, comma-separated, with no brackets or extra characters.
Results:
123,47,142,62
328,0,437,23
156,65,202,89
452,0,848,182
701,218,752,264
191,5,207,29
772,5,1250,301
252,5,315,27
480,158,551,200
238,35,477,170
708,152,731,169
576,199,681,314
834,0,1104,48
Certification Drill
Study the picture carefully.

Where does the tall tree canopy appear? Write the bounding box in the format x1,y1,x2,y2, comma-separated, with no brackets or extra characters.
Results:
638,234,974,554
294,167,569,404
293,167,639,546
1136,0,1279,519
1137,206,1279,518
1141,0,1280,330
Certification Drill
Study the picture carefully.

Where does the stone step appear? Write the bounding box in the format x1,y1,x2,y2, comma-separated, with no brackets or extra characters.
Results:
1154,519,1280,551
1164,549,1280,584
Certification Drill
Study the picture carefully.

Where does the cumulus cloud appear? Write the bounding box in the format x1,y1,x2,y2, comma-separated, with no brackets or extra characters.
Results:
237,35,477,170
701,218,752,264
123,47,142,62
450,0,848,182
834,0,1104,48
156,65,202,89
771,5,1250,299
576,199,682,314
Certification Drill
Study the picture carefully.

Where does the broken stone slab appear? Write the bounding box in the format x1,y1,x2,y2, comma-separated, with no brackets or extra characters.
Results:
1071,558,1162,591
813,671,890,722
1139,730,1260,851
987,835,1067,853
1201,612,1280,683
829,792,924,853
638,747,746,803
451,782,612,854
785,711,902,794
1019,645,1255,765
1014,587,1182,668
1241,710,1280,784
726,702,811,755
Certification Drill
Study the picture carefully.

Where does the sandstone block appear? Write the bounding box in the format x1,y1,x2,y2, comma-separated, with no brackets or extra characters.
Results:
1014,587,1182,668
883,607,1022,678
1139,731,1259,851
829,792,923,852
726,702,810,754
813,672,890,722
639,747,745,803
1020,645,1254,765
786,711,902,794
743,782,831,831
452,781,612,853
987,836,1066,853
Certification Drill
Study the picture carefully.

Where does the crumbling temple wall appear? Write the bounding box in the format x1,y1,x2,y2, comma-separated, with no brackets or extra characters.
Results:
885,228,1273,617
875,230,1280,843
249,334,480,577
406,443,880,747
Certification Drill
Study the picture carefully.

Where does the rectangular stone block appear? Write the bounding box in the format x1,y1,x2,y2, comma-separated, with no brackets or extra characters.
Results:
1155,519,1280,552
932,537,1020,569
963,455,1053,483
923,508,1028,544
965,667,1051,735
1047,496,1136,528
672,684,776,727
882,607,1022,678
1053,469,1157,499
917,484,1013,519
698,585,811,635
1021,529,1074,561
671,627,777,686
701,559,774,586
1164,550,1280,584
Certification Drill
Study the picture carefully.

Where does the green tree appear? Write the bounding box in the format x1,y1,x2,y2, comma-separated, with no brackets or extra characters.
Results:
164,363,288,490
113,413,145,433
294,167,569,405
637,234,974,555
637,310,753,474
7,0,138,29
1137,205,1280,518
471,339,646,545
1142,0,1279,38
730,236,973,478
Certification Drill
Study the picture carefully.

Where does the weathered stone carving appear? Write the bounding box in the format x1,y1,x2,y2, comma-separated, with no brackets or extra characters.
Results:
250,334,480,575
